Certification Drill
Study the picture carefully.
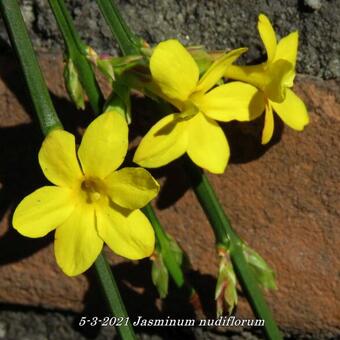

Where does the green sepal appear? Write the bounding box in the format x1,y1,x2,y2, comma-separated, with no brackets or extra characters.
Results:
140,46,153,58
97,58,116,81
188,45,214,75
64,57,86,110
86,46,144,82
151,250,169,299
242,243,277,290
101,56,142,79
103,80,132,123
119,60,152,85
113,80,131,124
103,92,125,116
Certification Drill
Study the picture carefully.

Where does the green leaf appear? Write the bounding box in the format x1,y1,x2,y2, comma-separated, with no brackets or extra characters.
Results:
242,243,277,290
64,58,86,110
151,252,169,299
89,50,144,82
97,58,116,80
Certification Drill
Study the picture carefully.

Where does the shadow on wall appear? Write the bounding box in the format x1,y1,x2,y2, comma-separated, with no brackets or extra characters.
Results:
127,96,284,209
74,260,241,339
0,49,94,266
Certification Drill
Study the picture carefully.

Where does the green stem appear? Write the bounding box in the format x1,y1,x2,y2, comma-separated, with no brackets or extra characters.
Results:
183,157,282,339
0,2,133,339
94,254,136,340
182,157,239,248
96,0,140,55
48,0,104,114
0,0,61,135
94,1,282,338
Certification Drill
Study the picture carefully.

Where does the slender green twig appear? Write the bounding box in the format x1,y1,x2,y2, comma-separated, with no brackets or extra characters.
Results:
0,0,60,135
51,0,189,292
94,254,136,340
0,3,135,339
96,0,140,55
48,0,104,114
183,158,282,339
182,157,239,247
94,1,282,339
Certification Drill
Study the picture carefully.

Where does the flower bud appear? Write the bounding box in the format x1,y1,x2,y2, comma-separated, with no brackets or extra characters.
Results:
215,248,238,317
151,250,169,298
64,58,86,110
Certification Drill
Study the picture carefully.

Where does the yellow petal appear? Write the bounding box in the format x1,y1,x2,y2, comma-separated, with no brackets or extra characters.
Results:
195,47,247,94
187,112,229,174
264,59,295,102
271,31,298,90
258,14,277,63
78,111,128,179
97,205,155,260
271,89,309,131
133,113,188,168
13,186,75,238
105,167,159,210
54,204,103,276
261,102,274,145
224,63,269,89
274,31,298,67
38,129,83,188
196,82,265,122
150,39,199,102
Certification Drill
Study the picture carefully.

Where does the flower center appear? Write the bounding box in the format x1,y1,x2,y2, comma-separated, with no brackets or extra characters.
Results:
80,177,105,204
177,100,199,120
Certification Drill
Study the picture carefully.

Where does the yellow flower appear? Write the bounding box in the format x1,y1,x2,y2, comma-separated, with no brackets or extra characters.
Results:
133,39,264,174
13,111,159,276
224,14,309,144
